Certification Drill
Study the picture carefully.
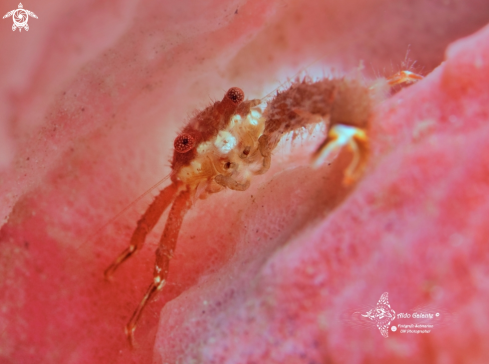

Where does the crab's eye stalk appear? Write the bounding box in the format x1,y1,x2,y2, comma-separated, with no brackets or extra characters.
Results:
226,87,245,105
174,133,196,153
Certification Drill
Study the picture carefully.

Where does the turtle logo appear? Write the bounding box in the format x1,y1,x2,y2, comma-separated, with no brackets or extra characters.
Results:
361,292,396,337
3,3,38,32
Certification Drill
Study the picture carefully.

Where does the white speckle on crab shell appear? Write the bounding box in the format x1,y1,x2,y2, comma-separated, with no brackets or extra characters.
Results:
250,109,261,120
197,141,212,155
230,114,242,125
247,109,263,126
214,131,237,154
190,160,202,172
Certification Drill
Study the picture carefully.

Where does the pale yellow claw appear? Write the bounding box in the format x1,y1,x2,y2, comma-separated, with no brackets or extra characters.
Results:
311,124,369,185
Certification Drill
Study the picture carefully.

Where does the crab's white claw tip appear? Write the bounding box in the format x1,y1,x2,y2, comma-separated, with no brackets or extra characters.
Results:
311,124,369,185
311,124,360,167
311,138,341,169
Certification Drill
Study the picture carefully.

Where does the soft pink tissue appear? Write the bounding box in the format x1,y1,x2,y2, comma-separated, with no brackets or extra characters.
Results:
0,0,488,363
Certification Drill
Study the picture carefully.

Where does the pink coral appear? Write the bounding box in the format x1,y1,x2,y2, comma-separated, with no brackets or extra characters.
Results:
0,0,488,363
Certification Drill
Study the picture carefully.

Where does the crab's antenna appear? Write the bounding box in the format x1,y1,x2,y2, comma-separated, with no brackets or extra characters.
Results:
81,173,172,247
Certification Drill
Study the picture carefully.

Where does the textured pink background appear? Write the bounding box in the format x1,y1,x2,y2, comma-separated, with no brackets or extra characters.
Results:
0,0,488,363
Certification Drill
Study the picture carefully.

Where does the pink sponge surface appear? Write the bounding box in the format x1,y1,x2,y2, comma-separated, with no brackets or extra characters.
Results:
0,0,489,363
154,25,489,363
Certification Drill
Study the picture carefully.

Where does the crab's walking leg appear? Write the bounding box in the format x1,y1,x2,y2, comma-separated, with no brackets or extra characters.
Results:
258,79,372,184
312,72,423,183
104,182,180,279
386,70,424,86
126,187,192,347
309,72,424,184
255,154,271,175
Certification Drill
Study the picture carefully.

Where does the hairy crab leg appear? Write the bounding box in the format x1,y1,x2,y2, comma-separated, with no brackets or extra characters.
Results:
258,79,371,182
104,182,180,279
126,186,193,347
312,71,424,183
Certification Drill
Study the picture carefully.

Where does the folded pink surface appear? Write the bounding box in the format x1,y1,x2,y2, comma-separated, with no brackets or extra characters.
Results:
0,0,488,363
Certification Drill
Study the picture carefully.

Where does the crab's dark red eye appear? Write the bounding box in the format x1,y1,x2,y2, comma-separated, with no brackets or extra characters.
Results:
174,133,196,153
226,87,244,105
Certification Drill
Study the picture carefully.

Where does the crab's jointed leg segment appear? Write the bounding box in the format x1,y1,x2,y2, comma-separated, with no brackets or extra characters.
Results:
311,125,369,185
125,186,193,347
259,80,340,156
104,182,180,279
386,70,424,86
255,153,271,175
259,78,372,184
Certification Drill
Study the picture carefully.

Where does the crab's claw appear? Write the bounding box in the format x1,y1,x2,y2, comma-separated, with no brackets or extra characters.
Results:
311,124,369,185
387,70,424,86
